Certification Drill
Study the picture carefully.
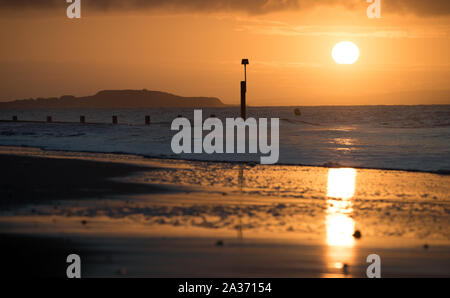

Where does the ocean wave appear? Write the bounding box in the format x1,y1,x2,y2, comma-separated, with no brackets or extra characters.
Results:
0,106,448,173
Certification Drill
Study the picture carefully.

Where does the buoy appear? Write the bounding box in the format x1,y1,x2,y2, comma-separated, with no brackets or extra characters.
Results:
294,108,301,116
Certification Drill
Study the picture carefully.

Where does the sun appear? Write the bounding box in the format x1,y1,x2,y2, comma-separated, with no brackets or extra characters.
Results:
332,41,360,65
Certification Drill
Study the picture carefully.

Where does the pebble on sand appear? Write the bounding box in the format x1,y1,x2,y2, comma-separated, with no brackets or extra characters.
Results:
353,230,362,239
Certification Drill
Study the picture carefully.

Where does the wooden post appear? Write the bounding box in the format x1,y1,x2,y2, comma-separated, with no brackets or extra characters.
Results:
112,116,118,124
80,116,85,123
12,116,18,122
47,116,52,123
240,81,246,120
145,115,151,125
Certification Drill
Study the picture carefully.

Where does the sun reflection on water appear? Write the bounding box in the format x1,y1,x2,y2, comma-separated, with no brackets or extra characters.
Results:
327,168,356,200
325,168,357,276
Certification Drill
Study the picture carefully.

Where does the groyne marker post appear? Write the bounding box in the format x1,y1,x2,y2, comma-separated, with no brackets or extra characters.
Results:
241,58,249,120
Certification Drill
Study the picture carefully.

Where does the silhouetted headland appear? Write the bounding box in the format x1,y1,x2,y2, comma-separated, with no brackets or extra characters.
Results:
0,89,225,109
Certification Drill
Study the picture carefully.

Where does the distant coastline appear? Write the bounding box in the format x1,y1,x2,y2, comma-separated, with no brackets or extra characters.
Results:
0,89,225,109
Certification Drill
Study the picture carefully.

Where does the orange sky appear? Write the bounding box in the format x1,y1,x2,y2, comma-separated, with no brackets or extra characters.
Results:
0,1,449,105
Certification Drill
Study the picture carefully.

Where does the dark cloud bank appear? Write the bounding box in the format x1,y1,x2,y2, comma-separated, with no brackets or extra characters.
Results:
0,0,448,16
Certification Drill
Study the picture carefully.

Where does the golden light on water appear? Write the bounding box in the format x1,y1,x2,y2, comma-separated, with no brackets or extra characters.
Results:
326,202,355,247
326,168,356,246
325,168,357,276
327,168,356,199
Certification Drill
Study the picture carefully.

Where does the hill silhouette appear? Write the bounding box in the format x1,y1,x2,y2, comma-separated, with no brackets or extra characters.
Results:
0,90,225,109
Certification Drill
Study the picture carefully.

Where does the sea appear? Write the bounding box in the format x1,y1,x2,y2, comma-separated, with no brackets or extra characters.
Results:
0,105,449,173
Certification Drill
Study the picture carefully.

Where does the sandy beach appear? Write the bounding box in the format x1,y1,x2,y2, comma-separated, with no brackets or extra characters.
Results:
0,146,448,278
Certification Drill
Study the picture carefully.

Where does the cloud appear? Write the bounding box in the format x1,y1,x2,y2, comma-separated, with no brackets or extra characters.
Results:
386,0,450,16
0,0,300,14
0,0,448,16
236,21,450,39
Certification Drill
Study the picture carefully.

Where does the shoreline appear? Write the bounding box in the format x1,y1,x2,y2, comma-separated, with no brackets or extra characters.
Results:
0,144,448,176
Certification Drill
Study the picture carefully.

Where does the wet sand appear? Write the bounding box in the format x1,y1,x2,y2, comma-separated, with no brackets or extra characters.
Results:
0,154,176,209
0,152,181,278
0,146,449,278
